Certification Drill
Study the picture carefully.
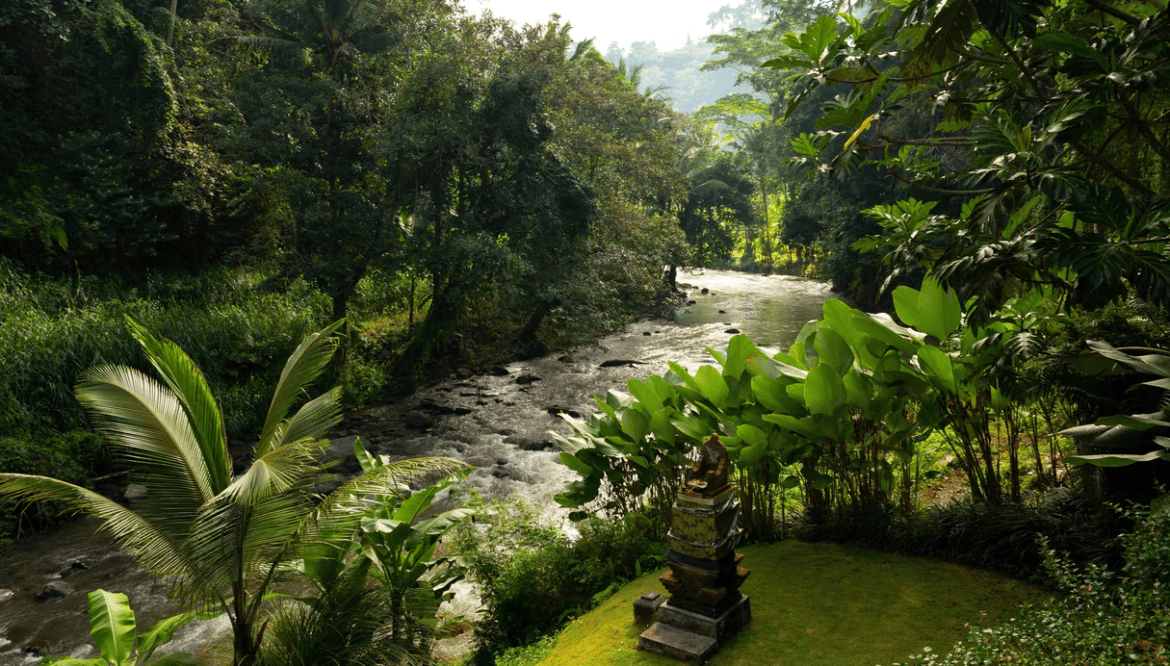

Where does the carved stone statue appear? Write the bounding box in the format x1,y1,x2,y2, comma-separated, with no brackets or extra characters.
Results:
639,433,752,662
684,434,730,497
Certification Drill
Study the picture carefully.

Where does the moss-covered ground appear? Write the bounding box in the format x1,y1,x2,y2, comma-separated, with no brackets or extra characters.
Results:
533,540,1046,666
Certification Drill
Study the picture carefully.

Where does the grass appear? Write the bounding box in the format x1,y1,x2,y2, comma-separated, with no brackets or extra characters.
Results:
532,540,1045,666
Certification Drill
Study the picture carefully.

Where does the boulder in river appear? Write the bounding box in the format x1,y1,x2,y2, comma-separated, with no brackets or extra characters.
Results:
36,581,75,601
599,359,645,368
687,300,697,305
456,368,474,379
725,328,741,334
516,374,541,385
701,288,709,294
546,406,582,418
643,331,652,336
404,411,434,429
504,434,555,451
490,366,511,376
124,484,148,502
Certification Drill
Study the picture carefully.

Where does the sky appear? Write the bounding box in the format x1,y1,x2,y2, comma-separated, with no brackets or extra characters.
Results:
462,0,736,52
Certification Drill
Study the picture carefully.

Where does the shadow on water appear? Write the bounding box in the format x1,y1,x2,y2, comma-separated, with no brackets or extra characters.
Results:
0,269,836,664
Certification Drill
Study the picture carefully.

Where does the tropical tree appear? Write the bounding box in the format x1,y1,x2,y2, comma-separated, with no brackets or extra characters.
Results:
0,318,464,666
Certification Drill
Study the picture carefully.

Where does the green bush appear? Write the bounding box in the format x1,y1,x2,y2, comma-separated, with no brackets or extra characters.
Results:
454,499,665,662
795,492,1123,582
0,429,111,548
902,505,1170,666
0,260,330,437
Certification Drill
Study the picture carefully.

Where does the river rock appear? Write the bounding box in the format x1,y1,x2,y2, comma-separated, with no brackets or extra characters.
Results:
599,359,645,368
124,484,148,502
456,368,474,379
59,561,89,577
504,435,555,451
725,328,740,334
515,374,541,385
687,300,697,305
490,366,511,376
643,331,652,336
718,310,727,314
37,581,75,601
404,411,434,429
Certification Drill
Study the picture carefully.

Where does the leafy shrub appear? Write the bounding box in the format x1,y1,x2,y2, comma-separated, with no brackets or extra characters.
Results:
901,505,1170,666
0,429,111,548
796,490,1124,582
0,260,329,437
454,499,665,661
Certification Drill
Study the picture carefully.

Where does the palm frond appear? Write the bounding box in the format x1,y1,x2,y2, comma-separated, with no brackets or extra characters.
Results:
257,320,345,458
235,35,309,60
76,365,212,536
0,475,204,599
224,439,326,506
125,317,232,494
277,387,343,450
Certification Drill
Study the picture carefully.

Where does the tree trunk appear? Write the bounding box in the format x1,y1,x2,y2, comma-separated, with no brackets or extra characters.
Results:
166,0,178,46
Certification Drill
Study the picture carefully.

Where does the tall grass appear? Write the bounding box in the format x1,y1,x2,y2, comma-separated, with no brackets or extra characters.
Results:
0,259,330,438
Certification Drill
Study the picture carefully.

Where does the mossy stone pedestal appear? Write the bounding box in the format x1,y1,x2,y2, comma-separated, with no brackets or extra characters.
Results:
639,436,751,663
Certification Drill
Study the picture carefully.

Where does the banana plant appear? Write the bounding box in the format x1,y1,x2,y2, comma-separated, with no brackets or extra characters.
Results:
353,441,473,650
1060,341,1170,469
47,589,211,666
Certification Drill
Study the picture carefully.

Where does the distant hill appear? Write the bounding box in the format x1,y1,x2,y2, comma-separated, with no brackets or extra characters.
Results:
602,39,748,114
598,0,767,114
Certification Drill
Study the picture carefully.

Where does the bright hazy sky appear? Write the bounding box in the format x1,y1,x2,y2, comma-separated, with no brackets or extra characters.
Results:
463,0,735,52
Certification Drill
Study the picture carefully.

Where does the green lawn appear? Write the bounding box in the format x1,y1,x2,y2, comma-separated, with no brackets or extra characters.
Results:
535,540,1046,666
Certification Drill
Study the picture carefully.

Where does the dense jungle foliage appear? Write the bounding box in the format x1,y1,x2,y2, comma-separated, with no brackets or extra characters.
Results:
4,0,1170,664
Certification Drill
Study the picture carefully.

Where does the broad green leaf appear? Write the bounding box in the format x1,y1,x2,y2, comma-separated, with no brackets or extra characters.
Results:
1096,414,1168,430
813,326,854,372
723,335,763,380
87,589,136,665
671,413,713,440
1065,451,1170,467
627,379,662,411
804,364,846,416
559,452,595,476
917,346,955,394
764,414,827,440
842,369,871,408
649,410,676,446
621,409,650,443
915,278,961,340
138,607,219,663
892,286,922,329
751,375,799,413
694,365,731,406
735,424,770,467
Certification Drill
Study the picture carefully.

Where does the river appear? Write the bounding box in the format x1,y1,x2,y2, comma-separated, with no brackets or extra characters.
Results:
0,270,836,665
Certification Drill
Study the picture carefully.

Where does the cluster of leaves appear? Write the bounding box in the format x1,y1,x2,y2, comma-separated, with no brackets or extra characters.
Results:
768,0,1170,321
452,500,664,662
900,505,1170,666
554,278,1056,546
0,321,468,666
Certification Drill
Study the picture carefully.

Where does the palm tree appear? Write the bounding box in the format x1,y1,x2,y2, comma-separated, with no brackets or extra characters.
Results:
0,318,465,666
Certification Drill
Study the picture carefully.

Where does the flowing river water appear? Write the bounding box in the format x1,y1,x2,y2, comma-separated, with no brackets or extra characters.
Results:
0,270,836,665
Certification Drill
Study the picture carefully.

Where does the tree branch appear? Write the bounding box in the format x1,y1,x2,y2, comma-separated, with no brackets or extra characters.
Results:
1084,0,1142,25
886,168,996,196
876,133,975,147
1121,99,1170,163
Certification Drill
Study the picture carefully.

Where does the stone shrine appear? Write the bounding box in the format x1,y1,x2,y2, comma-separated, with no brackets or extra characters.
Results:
638,434,751,663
